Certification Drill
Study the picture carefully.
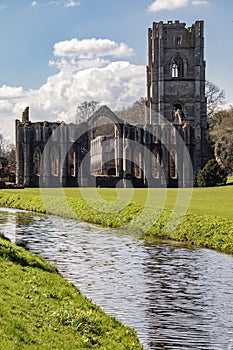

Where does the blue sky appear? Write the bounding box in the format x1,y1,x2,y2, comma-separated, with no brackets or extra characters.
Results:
0,0,232,141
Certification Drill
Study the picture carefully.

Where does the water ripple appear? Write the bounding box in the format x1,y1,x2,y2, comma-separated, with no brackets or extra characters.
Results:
0,209,232,350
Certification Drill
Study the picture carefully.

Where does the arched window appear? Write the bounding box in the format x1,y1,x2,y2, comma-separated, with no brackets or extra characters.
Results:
172,62,179,78
34,148,41,176
152,150,159,178
51,148,59,176
68,148,76,177
35,126,41,142
170,150,177,179
52,126,58,140
173,103,185,125
171,57,184,78
134,151,142,178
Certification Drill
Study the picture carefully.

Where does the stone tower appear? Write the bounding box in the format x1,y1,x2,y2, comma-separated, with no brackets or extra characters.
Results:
146,20,209,175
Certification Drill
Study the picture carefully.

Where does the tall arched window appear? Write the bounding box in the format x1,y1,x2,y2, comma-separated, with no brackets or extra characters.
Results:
170,150,177,179
68,148,76,177
34,148,41,176
171,57,184,78
172,62,179,78
51,148,59,176
134,151,142,178
152,150,159,178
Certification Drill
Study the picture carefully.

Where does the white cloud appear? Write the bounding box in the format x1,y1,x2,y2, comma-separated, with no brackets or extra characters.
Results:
147,0,209,12
0,4,7,10
0,85,25,100
0,100,13,112
31,0,81,7
64,0,81,8
191,0,208,5
53,38,134,59
148,0,188,12
0,39,145,142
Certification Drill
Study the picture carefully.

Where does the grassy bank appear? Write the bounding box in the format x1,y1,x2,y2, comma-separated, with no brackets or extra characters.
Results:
0,234,143,349
0,185,233,254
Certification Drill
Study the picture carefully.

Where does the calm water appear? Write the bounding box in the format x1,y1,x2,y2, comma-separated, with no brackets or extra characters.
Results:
0,208,233,350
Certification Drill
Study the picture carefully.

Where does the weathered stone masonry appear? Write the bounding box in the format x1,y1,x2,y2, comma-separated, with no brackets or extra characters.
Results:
146,20,209,174
15,20,209,188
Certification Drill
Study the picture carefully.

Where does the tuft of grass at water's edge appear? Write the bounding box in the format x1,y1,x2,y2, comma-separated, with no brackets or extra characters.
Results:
0,234,143,349
0,185,232,255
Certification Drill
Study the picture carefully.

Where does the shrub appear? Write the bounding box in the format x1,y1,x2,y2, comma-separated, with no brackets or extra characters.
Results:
196,159,228,187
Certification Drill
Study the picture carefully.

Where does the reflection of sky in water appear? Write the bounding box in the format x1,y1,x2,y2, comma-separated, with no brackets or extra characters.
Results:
0,208,233,350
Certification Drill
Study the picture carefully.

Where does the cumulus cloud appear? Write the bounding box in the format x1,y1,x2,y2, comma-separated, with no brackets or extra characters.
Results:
0,85,26,100
0,39,145,142
147,0,208,11
53,38,135,59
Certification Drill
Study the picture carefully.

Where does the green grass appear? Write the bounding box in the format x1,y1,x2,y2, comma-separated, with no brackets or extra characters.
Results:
0,184,232,347
0,234,143,349
0,183,233,254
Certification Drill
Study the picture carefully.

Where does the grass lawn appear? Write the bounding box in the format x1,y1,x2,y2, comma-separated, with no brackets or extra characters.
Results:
0,234,143,349
0,183,232,254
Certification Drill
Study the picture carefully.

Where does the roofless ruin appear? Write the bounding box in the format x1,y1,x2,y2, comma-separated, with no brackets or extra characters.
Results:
15,20,209,188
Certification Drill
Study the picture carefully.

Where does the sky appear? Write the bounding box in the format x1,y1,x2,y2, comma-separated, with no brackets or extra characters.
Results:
0,0,233,142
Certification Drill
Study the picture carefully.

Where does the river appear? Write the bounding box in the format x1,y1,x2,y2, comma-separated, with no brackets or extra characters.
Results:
0,208,232,350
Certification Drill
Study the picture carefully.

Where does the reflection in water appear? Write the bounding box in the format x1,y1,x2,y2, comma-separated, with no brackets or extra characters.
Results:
0,208,233,350
143,244,233,349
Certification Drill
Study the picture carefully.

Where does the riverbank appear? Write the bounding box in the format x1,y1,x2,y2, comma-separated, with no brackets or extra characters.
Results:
0,233,143,349
0,185,233,254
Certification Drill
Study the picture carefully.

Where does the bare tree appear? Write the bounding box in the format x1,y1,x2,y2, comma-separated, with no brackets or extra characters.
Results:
206,80,225,119
75,101,99,123
0,133,15,164
115,97,146,124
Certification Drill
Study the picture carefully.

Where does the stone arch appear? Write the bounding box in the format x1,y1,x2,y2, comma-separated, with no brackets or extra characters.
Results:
87,105,123,137
172,102,185,124
88,106,123,177
107,167,116,176
170,54,188,78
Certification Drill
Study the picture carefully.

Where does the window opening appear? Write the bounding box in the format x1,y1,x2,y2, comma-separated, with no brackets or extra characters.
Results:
51,149,59,176
172,63,179,78
152,151,159,178
174,35,182,45
171,57,184,78
170,150,177,179
34,149,41,176
69,149,76,177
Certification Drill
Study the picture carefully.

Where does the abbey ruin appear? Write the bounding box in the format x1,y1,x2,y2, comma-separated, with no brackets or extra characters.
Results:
15,20,209,188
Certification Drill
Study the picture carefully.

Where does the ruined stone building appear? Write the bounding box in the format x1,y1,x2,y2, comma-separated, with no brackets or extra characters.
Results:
15,20,209,188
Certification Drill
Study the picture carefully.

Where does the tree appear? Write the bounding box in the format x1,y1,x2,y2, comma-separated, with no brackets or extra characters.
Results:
75,101,99,123
0,133,15,165
209,107,233,174
114,98,146,124
206,80,225,119
196,159,228,187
